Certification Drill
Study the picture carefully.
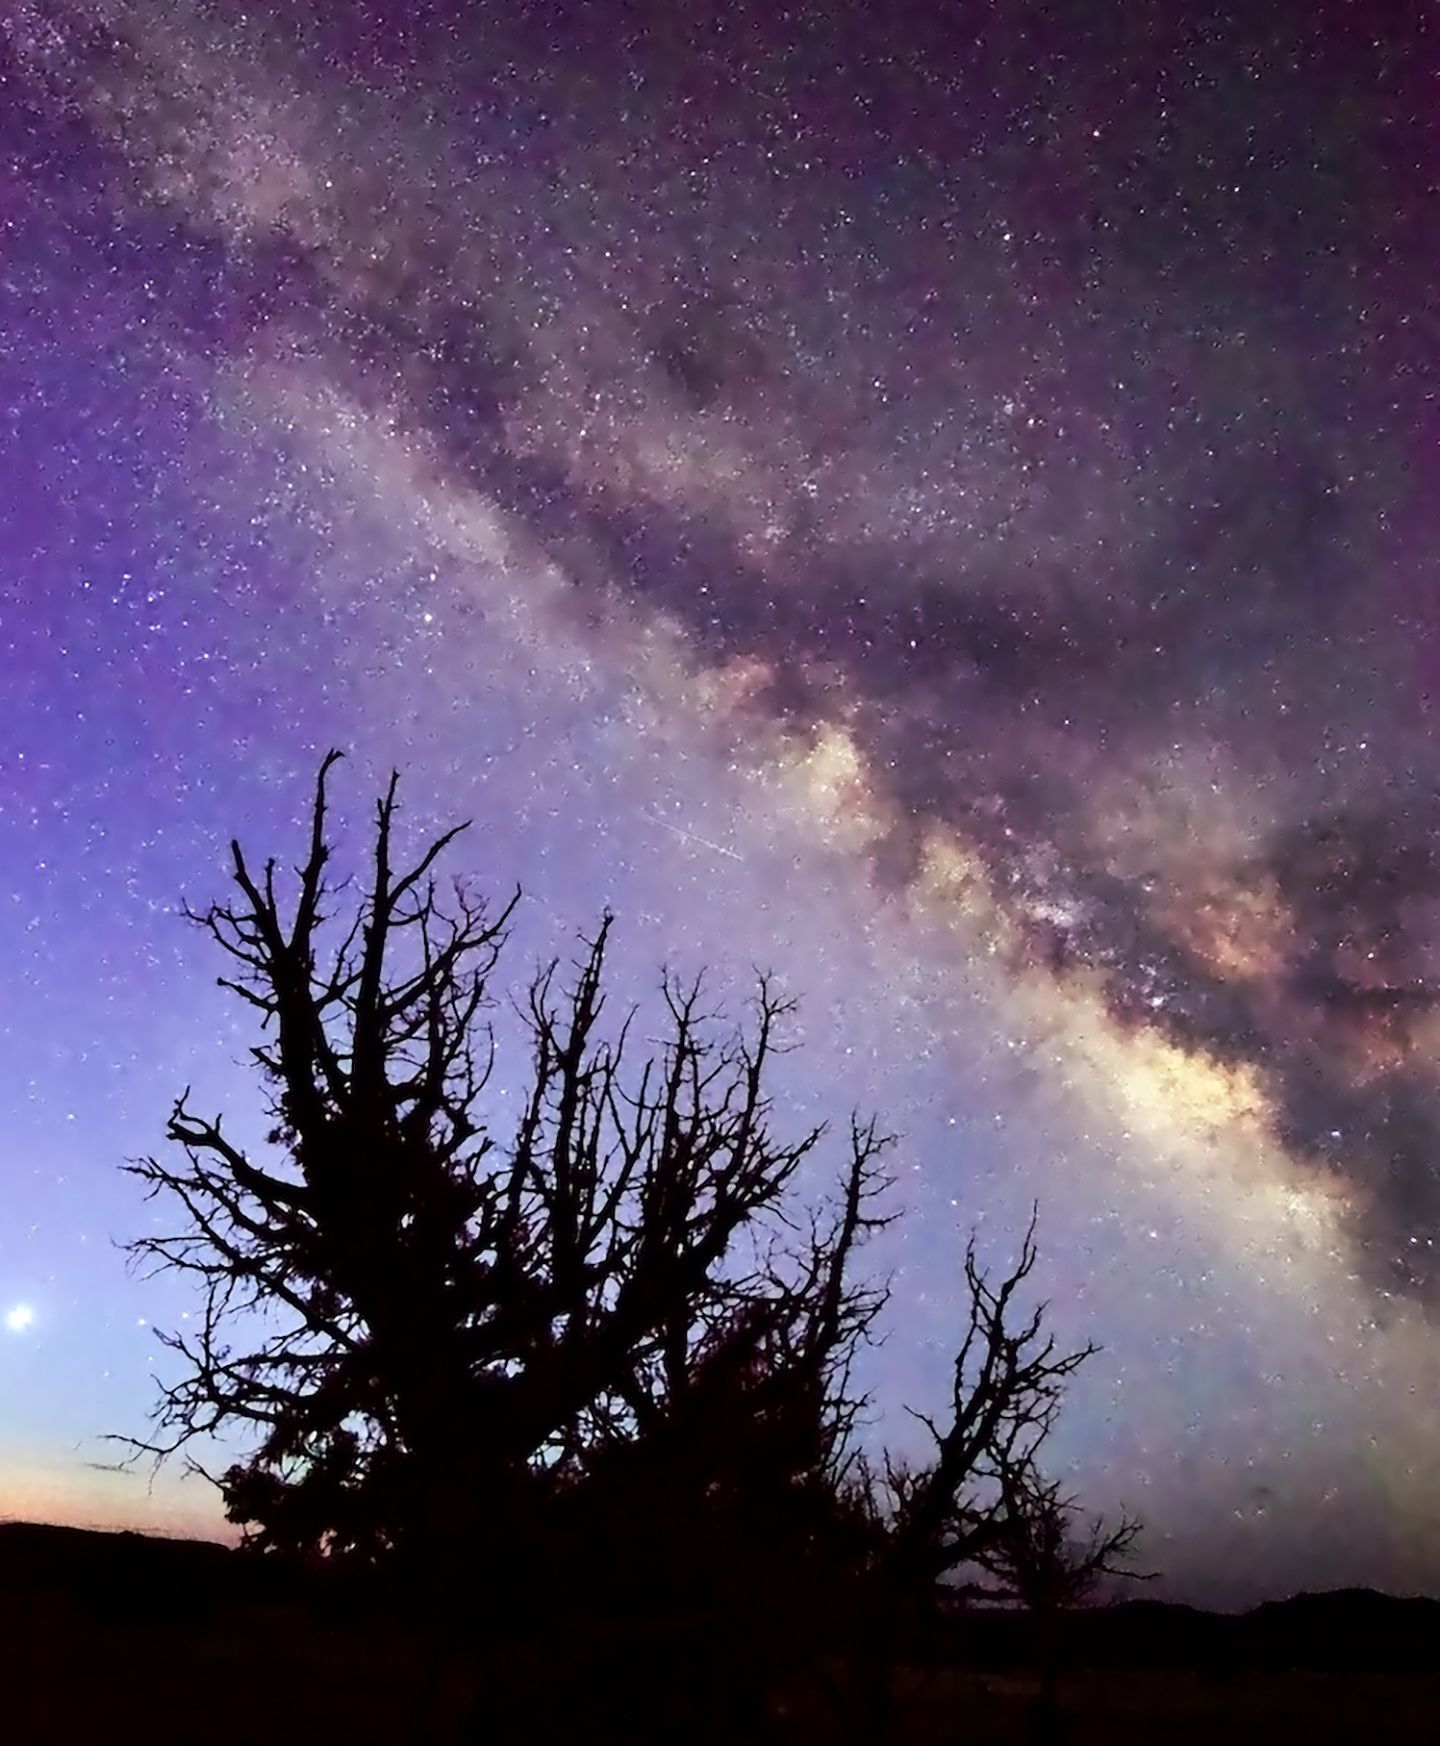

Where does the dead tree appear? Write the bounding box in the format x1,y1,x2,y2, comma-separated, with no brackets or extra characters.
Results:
981,1433,1144,1746
827,1215,1142,1741
121,754,1141,1739
123,752,894,1605
882,1212,1137,1597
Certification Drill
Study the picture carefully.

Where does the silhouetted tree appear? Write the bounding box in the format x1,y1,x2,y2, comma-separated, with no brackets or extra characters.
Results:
980,1460,1144,1746
807,1217,1141,1740
882,1216,1138,1602
124,757,886,1550
123,754,1140,1740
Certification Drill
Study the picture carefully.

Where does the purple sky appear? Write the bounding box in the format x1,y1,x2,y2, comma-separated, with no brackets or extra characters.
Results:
0,0,1438,1602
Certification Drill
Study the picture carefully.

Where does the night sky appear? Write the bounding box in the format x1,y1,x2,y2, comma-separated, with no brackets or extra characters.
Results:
1,0,1437,1604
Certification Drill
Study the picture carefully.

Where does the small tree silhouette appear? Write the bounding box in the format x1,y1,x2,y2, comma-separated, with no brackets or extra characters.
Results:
808,1218,1141,1740
123,754,1140,1738
882,1217,1138,1600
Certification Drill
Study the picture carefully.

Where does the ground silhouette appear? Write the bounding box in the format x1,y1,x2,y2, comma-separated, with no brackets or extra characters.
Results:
0,1522,1436,1744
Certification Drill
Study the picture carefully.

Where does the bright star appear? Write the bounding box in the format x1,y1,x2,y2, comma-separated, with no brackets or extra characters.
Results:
5,1305,34,1333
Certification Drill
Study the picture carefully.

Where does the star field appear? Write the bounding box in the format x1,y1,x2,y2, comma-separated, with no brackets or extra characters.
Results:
1,0,1438,1601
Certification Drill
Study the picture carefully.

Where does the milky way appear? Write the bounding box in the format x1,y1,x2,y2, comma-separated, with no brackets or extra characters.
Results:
3,0,1440,1599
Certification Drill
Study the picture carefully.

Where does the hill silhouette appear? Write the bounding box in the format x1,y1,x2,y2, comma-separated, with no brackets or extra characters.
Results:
2,1520,1440,1746
2,1522,1438,1683
4,1521,1439,1664
0,1520,296,1625
936,1586,1440,1675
